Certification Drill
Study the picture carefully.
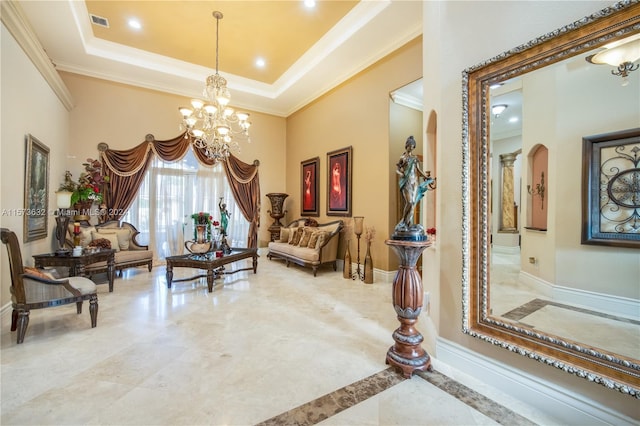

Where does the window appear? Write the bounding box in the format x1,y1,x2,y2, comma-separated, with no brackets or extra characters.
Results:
123,149,249,260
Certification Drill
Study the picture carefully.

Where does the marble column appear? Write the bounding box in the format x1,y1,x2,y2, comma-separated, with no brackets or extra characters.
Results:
499,153,517,232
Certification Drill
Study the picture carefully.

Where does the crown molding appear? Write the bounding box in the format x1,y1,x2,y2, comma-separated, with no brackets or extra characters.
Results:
1,0,74,111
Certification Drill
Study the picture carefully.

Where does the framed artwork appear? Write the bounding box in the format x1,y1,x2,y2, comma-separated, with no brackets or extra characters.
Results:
301,157,320,216
581,127,640,248
326,146,352,216
24,134,50,242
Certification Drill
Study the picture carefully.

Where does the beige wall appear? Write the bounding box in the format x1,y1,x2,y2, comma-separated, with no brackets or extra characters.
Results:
286,37,423,271
1,24,71,307
60,73,286,248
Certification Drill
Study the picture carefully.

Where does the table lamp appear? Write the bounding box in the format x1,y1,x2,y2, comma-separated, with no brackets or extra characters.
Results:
55,190,72,253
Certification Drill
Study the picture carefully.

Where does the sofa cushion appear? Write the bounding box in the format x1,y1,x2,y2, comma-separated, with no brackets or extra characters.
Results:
85,249,153,271
279,227,291,243
92,231,120,252
307,231,321,248
299,227,314,247
269,242,319,263
23,266,55,280
97,228,131,250
290,227,303,245
68,225,96,247
315,231,329,248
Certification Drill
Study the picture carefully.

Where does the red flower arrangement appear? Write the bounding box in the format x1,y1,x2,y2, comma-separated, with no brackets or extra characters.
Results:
426,227,436,236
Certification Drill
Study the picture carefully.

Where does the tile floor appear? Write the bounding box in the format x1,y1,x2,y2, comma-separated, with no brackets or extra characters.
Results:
1,250,560,425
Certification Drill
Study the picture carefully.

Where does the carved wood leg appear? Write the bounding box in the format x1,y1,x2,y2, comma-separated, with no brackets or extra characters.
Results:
253,255,258,273
107,256,115,292
166,264,173,289
16,310,29,344
76,301,83,314
207,269,214,293
11,309,17,331
333,261,337,271
313,266,318,277
148,261,152,272
89,295,98,328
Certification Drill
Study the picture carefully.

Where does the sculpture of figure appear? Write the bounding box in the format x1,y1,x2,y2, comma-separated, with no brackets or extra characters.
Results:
304,170,312,210
219,197,230,236
394,136,435,237
330,161,344,208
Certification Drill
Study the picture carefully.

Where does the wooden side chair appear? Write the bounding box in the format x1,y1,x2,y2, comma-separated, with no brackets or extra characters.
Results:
1,228,98,344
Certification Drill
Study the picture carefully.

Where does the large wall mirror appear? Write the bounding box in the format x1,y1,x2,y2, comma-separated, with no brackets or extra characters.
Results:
462,2,640,396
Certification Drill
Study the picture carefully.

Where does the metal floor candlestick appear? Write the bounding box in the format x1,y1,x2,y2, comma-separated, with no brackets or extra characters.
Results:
352,233,364,281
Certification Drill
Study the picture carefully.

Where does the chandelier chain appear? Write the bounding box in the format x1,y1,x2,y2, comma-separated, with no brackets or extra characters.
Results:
177,10,251,163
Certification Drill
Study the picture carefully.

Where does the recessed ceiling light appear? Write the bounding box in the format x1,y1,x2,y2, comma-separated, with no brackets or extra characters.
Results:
128,19,142,30
304,0,316,8
255,57,266,68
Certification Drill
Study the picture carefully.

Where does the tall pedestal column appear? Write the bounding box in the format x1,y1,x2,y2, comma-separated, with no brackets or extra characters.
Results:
385,239,432,378
499,152,517,231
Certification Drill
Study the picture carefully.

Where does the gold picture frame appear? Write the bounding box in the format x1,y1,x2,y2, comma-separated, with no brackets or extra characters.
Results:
301,157,320,217
24,134,50,242
326,146,352,217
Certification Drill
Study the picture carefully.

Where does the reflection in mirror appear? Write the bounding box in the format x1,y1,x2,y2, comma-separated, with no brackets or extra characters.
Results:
462,2,640,396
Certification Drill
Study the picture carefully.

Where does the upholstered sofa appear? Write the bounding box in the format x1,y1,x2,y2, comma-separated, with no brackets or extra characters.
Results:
68,220,153,276
267,218,343,276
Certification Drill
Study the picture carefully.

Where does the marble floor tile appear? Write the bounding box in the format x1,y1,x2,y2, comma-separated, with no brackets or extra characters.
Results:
1,249,554,425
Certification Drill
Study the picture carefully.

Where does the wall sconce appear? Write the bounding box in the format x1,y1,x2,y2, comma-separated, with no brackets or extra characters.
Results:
527,171,545,209
586,35,640,86
491,104,508,117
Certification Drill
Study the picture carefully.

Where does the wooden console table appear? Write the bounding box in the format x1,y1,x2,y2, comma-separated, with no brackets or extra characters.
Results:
33,249,116,292
165,248,258,292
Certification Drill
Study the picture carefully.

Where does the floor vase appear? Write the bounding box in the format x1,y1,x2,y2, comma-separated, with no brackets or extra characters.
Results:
364,242,373,284
343,241,352,279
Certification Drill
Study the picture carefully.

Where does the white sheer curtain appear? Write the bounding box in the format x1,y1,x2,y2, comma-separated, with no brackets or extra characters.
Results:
122,149,249,262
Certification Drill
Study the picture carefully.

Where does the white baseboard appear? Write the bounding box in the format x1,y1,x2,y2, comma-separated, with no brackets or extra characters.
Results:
519,271,639,319
436,337,637,426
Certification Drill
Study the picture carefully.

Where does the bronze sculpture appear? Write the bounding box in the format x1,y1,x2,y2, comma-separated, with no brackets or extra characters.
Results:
393,136,435,240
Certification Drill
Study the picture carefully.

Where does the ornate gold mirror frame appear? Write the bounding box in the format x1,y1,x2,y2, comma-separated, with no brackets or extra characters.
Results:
461,1,640,396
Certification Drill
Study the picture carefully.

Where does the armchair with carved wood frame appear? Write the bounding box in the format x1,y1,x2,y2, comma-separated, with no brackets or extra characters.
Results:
1,228,98,344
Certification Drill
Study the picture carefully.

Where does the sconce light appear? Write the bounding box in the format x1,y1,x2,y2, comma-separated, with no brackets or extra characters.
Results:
527,171,545,209
491,104,508,117
586,35,640,86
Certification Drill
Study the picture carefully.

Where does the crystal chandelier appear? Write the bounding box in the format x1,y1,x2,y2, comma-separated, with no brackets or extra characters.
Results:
179,11,251,162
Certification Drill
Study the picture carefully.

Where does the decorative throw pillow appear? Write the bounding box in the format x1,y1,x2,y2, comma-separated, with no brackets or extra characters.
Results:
299,227,314,247
290,227,303,246
287,227,297,244
23,266,55,280
279,228,290,243
91,231,120,252
307,231,321,248
68,225,96,247
98,228,130,250
89,238,112,250
315,231,328,249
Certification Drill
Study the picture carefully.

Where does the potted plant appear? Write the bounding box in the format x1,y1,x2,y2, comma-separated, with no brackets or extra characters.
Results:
59,158,109,215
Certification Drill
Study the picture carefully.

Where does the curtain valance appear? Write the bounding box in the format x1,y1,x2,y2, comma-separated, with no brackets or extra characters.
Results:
99,132,260,247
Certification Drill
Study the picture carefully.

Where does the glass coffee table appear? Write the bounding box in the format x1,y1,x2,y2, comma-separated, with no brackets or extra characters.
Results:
165,248,258,292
